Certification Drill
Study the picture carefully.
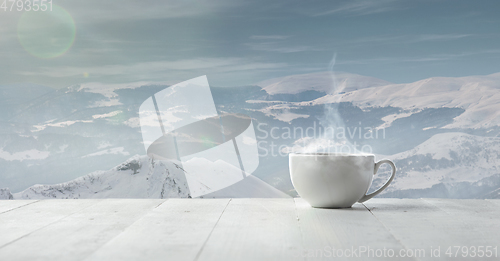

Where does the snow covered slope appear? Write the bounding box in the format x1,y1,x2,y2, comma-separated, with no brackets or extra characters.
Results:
13,156,189,199
0,188,13,199
258,71,392,95
254,72,500,129
308,72,500,129
372,132,500,198
3,71,500,199
11,155,289,199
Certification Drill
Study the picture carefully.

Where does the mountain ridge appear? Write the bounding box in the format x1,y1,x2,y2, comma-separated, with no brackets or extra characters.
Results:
8,155,289,199
1,71,500,198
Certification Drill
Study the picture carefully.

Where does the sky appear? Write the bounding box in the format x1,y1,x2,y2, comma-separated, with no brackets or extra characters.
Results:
1,0,500,88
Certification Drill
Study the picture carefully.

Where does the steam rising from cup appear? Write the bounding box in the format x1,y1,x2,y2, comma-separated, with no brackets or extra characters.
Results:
292,53,372,155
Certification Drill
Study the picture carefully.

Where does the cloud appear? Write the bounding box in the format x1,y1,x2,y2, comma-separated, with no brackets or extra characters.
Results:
64,0,241,22
415,34,472,42
345,34,473,45
0,148,50,162
19,57,288,82
250,35,291,40
245,42,320,53
337,49,500,65
313,0,401,16
246,35,320,53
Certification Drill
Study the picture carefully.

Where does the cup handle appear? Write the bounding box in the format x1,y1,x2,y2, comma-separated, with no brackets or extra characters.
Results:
358,159,396,203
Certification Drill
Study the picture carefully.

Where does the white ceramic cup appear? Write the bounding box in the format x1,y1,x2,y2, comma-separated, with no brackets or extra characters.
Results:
289,153,396,208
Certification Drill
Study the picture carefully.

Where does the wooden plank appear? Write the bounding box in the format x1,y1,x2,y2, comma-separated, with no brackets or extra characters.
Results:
0,198,497,261
423,199,500,246
485,199,500,207
364,198,500,260
0,199,101,249
295,198,412,260
85,199,230,261
197,198,303,261
0,199,164,261
0,200,38,214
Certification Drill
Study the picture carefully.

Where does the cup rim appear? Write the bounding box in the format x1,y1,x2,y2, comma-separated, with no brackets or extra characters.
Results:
289,152,374,157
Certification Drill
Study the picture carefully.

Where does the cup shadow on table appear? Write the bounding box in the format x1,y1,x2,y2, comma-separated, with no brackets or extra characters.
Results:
303,203,432,212
358,203,435,212
306,204,368,211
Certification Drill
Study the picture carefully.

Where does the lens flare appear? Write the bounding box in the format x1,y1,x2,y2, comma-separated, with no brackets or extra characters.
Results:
109,112,127,125
201,136,216,148
17,5,76,59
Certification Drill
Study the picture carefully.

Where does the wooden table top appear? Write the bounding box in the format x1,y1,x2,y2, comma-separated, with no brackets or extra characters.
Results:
0,198,499,260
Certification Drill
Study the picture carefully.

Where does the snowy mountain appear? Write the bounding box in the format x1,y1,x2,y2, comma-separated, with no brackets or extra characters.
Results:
0,82,168,192
12,156,189,199
304,72,500,129
252,72,500,198
10,155,289,199
1,71,500,199
257,71,392,95
0,188,13,200
370,132,500,198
